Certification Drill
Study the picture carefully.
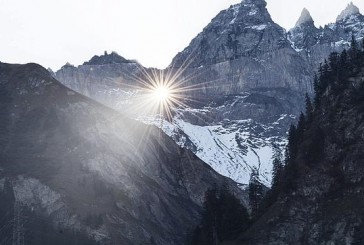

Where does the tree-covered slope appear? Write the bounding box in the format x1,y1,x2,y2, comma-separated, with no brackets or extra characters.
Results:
228,38,364,245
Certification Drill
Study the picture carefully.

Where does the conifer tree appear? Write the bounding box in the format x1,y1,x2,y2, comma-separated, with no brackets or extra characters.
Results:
305,93,313,122
296,113,306,136
286,124,298,163
350,34,358,53
271,157,283,188
192,185,250,244
339,49,349,80
313,74,321,107
349,35,359,67
328,52,339,72
217,185,250,241
248,167,264,219
202,187,219,245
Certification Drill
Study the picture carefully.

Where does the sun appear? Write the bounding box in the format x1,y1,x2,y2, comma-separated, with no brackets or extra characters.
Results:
121,52,209,122
153,85,171,102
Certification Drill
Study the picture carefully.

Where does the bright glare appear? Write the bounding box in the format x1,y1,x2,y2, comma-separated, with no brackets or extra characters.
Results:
120,49,209,122
153,85,171,102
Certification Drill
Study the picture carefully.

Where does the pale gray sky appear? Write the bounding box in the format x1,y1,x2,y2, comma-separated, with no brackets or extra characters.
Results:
0,0,362,70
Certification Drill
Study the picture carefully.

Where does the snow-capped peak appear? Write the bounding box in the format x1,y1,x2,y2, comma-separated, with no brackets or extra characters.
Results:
336,2,360,22
295,8,314,27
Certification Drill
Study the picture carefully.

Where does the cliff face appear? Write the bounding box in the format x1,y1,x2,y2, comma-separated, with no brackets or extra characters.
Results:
0,62,246,245
55,56,144,115
170,0,312,95
231,44,364,245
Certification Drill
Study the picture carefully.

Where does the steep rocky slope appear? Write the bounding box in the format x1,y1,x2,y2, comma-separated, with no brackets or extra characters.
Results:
229,43,364,244
55,0,364,187
0,62,245,245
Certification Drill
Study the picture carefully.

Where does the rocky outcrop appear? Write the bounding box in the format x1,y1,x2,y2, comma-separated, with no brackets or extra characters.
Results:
0,62,246,245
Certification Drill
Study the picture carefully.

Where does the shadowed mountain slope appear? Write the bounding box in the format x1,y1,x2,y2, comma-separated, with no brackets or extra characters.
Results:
0,62,245,245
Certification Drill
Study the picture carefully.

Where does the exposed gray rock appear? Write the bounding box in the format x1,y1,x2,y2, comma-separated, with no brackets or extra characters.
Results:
295,8,314,27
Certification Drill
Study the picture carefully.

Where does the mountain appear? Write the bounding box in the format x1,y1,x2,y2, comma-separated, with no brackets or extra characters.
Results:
230,38,364,245
288,2,364,70
0,62,246,244
55,0,364,187
288,8,320,51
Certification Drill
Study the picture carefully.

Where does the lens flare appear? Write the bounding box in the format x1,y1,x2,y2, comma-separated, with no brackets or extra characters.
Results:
114,46,222,127
153,85,171,102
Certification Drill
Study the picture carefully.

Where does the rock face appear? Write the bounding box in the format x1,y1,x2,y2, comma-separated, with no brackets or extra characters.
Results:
170,0,312,94
55,58,144,116
0,62,246,245
171,0,289,67
55,0,364,187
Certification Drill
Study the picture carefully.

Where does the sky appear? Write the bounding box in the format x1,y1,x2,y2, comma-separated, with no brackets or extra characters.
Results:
0,0,363,70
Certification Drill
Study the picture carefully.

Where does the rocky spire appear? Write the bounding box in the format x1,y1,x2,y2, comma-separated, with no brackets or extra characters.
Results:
336,2,360,22
295,8,314,27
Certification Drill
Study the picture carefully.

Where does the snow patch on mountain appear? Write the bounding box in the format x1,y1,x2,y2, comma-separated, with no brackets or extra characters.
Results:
229,4,240,24
140,114,288,187
250,24,267,31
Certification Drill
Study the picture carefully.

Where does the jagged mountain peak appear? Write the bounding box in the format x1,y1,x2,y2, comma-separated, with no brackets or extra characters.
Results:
83,51,133,66
61,62,75,69
295,8,314,27
170,0,288,68
336,2,361,22
224,0,270,25
232,0,267,7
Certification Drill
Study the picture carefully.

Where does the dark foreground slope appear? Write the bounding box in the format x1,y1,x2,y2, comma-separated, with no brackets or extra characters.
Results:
0,62,245,245
228,41,364,244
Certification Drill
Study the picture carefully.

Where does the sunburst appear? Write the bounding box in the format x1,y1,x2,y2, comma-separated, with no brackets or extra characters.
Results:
113,47,224,130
